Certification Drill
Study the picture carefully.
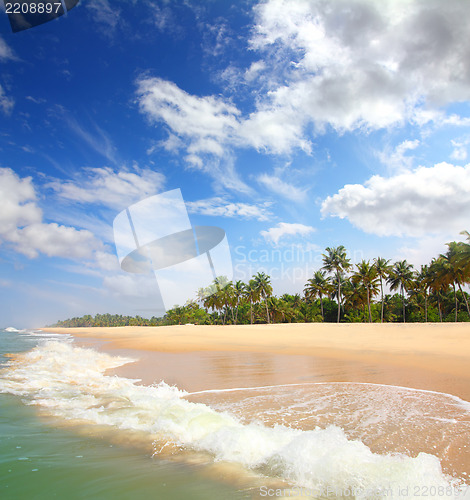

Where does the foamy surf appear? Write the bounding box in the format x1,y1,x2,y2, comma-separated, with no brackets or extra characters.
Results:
0,341,467,499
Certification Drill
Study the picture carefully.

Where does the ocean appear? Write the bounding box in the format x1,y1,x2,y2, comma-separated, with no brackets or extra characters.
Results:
0,328,469,499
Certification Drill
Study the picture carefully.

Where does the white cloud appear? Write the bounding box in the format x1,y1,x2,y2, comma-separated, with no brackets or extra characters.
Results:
25,96,46,104
136,77,253,192
0,37,16,61
10,223,99,259
377,139,420,172
261,222,315,245
103,273,160,298
88,250,120,272
0,85,14,115
186,197,273,221
247,0,470,134
450,138,469,161
136,77,240,155
258,173,308,202
244,61,266,82
135,0,470,199
133,0,470,205
49,165,165,210
239,105,312,154
0,168,41,235
0,168,103,260
321,162,470,237
87,0,121,34
396,235,453,269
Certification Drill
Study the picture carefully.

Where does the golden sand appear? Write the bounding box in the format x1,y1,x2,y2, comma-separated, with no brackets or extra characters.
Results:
42,323,470,399
40,323,470,479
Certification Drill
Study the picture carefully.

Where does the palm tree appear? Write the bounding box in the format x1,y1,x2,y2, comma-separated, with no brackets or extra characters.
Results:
244,279,259,325
373,257,391,323
232,280,245,324
428,258,449,322
203,284,222,321
322,246,352,322
387,260,414,323
417,265,431,322
352,260,379,322
454,230,470,276
220,282,234,325
343,280,368,321
447,240,470,319
253,272,273,323
304,271,330,321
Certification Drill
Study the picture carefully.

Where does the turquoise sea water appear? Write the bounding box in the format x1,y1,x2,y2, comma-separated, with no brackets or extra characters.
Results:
0,330,246,500
1,328,469,500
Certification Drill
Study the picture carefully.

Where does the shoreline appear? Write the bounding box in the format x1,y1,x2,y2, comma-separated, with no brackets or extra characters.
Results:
41,323,470,400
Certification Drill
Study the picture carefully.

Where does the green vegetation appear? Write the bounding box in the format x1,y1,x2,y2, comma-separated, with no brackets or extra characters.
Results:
52,232,470,327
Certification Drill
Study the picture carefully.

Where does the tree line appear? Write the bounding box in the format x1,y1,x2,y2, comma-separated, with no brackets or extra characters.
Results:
52,231,470,327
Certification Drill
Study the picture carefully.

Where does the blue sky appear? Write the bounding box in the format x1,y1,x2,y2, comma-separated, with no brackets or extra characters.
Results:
1,0,470,327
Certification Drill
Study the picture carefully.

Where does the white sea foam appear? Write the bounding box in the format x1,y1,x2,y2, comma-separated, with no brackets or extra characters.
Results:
0,341,467,498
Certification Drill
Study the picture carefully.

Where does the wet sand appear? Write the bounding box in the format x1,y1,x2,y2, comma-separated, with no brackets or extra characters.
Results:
39,323,470,482
42,323,470,400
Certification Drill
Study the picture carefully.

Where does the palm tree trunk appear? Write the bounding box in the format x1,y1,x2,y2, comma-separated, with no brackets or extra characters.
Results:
265,297,270,324
337,279,341,323
402,286,406,323
367,288,372,323
380,278,384,323
457,281,470,318
453,282,458,322
320,294,324,321
438,295,442,322
424,291,428,323
250,299,253,325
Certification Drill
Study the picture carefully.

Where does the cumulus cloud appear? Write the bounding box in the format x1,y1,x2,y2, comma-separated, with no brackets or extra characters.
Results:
136,77,253,192
261,222,315,245
321,162,470,237
135,0,470,199
9,223,99,259
186,197,273,221
0,168,41,235
49,165,165,210
0,168,103,260
248,0,470,134
136,77,240,156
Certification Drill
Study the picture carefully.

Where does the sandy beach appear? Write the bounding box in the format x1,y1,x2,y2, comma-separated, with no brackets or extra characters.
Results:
42,323,470,400
2,322,465,487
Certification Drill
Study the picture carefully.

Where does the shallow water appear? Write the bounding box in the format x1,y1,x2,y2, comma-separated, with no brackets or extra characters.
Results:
0,330,248,500
0,329,469,499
